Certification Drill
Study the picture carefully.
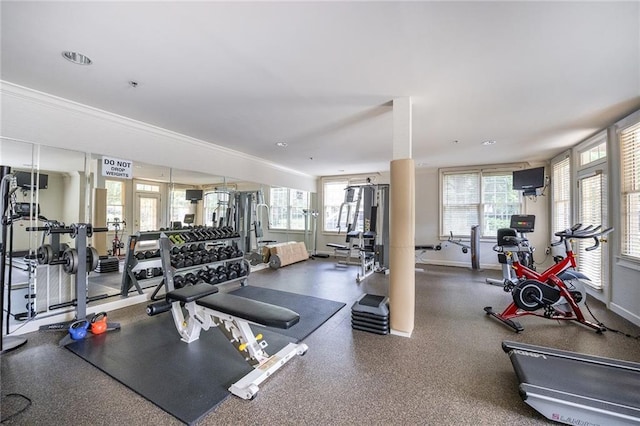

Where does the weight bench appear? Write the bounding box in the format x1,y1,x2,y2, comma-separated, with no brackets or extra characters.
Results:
147,283,308,400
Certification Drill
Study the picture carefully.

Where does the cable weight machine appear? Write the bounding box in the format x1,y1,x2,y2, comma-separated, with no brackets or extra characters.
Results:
0,166,27,353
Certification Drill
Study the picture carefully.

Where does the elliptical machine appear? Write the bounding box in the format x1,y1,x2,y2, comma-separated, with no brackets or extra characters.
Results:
484,224,613,333
486,215,535,287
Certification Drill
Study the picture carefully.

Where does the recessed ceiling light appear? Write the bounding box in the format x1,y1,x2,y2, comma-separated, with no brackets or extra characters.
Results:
482,140,497,146
275,142,288,148
62,51,92,65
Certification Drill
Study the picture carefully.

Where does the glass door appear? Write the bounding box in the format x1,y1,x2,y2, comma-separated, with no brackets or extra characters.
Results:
135,193,161,232
575,132,609,292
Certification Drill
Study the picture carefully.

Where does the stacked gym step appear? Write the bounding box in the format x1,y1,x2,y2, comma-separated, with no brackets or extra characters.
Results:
351,294,389,335
95,256,120,273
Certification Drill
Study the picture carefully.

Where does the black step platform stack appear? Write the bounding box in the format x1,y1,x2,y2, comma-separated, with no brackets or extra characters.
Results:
95,256,120,273
351,294,389,335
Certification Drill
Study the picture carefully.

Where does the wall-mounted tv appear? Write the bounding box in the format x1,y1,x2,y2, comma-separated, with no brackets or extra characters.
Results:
185,189,203,203
512,167,545,191
15,171,48,190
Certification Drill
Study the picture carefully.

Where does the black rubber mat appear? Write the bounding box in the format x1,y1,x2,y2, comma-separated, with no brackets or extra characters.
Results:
66,314,292,425
230,286,346,341
66,289,343,424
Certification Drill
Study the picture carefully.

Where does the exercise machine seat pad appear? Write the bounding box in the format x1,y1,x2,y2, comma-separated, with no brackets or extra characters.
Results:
167,283,219,303
327,243,349,250
197,293,300,329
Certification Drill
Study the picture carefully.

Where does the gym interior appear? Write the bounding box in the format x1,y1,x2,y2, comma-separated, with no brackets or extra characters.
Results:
2,2,640,425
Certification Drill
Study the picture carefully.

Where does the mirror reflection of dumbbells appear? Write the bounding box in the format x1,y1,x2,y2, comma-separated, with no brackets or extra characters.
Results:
169,245,244,269
134,249,161,261
165,226,240,245
134,267,163,281
173,263,248,288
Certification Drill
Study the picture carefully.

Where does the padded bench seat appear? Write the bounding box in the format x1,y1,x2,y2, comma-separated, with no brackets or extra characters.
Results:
197,293,300,329
327,243,349,250
167,282,219,303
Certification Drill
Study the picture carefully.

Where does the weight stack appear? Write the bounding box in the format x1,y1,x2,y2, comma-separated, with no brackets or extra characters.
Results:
95,256,120,273
351,294,389,335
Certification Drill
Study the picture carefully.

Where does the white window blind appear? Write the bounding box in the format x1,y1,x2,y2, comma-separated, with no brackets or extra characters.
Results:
552,156,571,233
441,170,521,238
578,173,605,289
442,172,480,236
620,121,640,259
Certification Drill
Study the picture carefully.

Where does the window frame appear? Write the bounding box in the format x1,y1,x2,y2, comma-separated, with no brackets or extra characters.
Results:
550,151,572,235
169,186,195,225
105,179,125,224
618,116,640,262
269,187,310,232
439,166,524,239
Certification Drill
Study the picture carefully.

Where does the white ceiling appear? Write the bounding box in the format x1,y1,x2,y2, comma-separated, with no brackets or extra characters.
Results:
1,1,639,178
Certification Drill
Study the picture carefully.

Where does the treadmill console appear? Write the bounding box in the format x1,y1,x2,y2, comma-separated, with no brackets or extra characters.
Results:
510,215,535,233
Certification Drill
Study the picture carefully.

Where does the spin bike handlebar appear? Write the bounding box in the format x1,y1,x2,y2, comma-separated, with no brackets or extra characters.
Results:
552,224,613,251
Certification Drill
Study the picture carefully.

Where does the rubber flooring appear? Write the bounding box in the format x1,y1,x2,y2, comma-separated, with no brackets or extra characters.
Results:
2,258,640,425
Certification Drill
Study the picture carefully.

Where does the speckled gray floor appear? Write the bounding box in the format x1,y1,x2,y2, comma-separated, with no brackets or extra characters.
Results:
2,259,640,425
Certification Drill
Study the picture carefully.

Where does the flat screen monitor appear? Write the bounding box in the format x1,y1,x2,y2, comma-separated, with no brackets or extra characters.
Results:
185,189,203,202
510,214,535,233
15,171,48,190
183,214,195,224
512,167,545,190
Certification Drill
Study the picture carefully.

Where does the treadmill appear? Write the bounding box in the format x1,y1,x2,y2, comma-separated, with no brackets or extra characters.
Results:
502,341,640,425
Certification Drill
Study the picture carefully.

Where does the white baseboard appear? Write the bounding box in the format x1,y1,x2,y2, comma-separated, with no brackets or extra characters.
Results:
390,328,412,338
415,259,501,270
609,302,640,328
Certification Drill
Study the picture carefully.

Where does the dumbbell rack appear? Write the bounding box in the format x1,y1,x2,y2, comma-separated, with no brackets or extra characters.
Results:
156,235,251,298
121,227,246,297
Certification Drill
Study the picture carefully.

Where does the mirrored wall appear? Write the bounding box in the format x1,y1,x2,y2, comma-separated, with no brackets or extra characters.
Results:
1,137,314,334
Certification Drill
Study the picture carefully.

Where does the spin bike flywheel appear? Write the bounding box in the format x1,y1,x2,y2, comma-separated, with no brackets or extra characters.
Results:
512,279,561,311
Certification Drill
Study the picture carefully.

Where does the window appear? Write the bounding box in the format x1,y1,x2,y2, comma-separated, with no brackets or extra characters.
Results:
323,179,349,232
551,154,571,233
322,178,369,233
105,180,124,223
269,187,309,231
135,182,160,192
620,120,640,260
440,169,521,238
580,141,607,166
170,188,192,224
482,173,521,236
204,191,230,227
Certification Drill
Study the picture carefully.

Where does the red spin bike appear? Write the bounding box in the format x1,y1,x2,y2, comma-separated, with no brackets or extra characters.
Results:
484,224,613,333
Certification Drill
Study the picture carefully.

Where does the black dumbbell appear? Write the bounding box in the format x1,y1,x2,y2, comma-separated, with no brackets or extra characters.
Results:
174,275,186,289
184,273,198,285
